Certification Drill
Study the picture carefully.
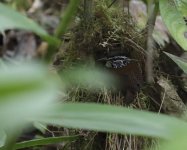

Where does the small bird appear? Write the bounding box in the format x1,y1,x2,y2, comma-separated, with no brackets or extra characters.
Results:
97,55,143,104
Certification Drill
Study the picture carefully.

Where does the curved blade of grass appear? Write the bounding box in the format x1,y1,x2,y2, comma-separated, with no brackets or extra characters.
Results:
54,0,80,38
38,103,187,140
159,0,187,51
46,0,80,60
0,3,60,55
164,52,187,73
14,135,79,149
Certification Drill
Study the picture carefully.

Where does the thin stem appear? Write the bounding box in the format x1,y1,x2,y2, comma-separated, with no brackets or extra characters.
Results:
55,0,80,38
146,0,158,83
84,0,93,25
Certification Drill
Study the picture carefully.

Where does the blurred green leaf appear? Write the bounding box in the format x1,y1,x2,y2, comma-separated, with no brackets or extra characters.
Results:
38,103,187,139
142,0,148,4
54,0,80,38
46,0,80,60
11,0,30,10
60,66,116,90
164,52,187,73
159,0,187,51
0,130,6,148
159,133,187,150
175,0,187,17
0,3,60,53
0,3,46,35
14,135,78,149
0,63,60,131
33,122,47,134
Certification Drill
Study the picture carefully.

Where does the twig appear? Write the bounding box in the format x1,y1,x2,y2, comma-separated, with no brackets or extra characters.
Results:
158,75,168,113
108,0,117,8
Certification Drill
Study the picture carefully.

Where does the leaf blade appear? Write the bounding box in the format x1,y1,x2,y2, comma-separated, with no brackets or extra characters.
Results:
38,103,187,139
14,135,78,149
0,3,46,35
159,0,187,51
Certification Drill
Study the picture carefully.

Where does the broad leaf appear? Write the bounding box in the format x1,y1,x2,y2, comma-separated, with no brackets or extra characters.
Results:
38,103,187,139
0,63,60,131
0,3,60,50
164,52,187,73
159,133,187,150
159,0,187,51
60,66,116,90
174,0,187,16
0,3,46,35
0,130,6,148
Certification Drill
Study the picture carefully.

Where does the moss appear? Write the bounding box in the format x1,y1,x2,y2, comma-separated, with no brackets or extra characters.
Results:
53,1,154,149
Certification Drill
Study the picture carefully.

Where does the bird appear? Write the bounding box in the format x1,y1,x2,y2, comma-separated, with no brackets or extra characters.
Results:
96,55,143,104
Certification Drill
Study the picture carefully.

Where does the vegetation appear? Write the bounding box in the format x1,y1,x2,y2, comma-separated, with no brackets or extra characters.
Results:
0,0,187,149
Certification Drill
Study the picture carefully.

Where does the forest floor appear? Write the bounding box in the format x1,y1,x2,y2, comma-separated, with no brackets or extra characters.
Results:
1,0,187,150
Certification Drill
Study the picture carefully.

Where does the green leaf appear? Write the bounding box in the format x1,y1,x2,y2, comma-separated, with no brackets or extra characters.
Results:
54,0,80,38
142,0,148,4
0,3,46,35
164,52,187,73
14,135,78,149
159,0,187,51
46,0,80,60
174,0,187,16
159,133,187,150
0,130,6,148
33,122,47,134
0,63,60,131
38,103,187,139
0,3,60,52
60,66,116,90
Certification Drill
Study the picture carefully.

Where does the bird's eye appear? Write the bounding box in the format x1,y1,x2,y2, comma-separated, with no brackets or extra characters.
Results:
137,83,140,87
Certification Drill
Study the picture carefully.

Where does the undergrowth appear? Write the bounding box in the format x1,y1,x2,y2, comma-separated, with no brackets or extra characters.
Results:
52,1,157,149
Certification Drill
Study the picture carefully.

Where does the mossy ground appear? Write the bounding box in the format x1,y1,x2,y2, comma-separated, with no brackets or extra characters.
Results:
53,1,158,149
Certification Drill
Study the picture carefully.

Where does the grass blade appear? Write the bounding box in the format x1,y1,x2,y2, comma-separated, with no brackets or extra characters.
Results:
14,135,79,149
